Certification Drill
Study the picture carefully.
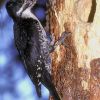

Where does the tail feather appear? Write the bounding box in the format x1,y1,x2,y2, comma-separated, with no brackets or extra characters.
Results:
42,71,61,100
35,84,41,98
49,83,61,100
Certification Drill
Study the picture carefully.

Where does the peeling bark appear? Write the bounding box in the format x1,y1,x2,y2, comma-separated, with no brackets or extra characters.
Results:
46,0,100,100
90,58,100,100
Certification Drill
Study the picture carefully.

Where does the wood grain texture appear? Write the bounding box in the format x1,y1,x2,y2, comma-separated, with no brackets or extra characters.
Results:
46,0,100,100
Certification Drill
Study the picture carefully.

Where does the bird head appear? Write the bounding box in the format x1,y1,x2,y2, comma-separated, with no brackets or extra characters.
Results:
6,0,24,20
16,0,37,17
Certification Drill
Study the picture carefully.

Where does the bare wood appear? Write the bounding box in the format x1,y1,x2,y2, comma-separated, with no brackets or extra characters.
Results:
46,0,100,100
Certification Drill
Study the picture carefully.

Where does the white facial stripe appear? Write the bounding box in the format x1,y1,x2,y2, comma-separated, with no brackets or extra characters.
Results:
16,0,37,18
16,1,27,16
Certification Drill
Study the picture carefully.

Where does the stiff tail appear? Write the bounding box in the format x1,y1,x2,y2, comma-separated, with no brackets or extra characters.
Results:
42,71,61,100
49,83,61,100
36,84,41,98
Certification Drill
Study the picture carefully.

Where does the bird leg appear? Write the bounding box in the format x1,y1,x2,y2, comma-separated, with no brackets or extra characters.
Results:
49,32,71,53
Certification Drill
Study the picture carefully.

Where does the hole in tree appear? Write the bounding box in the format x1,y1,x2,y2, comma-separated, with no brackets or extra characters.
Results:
88,0,96,22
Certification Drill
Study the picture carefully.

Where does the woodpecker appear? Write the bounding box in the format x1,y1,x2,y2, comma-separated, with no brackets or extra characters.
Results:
6,0,61,100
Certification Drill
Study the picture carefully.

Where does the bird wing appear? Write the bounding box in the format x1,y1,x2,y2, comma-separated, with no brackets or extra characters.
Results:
34,19,52,74
14,18,43,97
14,22,28,50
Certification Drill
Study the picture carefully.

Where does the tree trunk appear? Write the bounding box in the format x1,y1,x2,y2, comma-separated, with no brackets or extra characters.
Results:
47,0,100,100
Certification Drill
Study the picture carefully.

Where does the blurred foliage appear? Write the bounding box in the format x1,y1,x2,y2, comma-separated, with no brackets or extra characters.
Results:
0,0,49,100
0,0,5,8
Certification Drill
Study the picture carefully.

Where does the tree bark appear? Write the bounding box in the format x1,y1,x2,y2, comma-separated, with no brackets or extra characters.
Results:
46,0,100,100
